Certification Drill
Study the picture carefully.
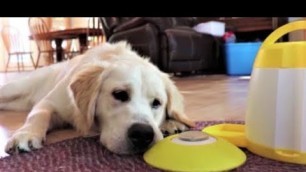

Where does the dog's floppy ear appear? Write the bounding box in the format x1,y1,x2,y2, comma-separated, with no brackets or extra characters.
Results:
162,74,195,127
69,66,104,134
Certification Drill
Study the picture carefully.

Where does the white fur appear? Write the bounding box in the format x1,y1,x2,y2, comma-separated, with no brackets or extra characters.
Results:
0,41,194,154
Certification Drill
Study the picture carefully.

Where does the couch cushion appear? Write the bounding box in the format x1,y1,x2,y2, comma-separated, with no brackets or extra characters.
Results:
165,29,204,61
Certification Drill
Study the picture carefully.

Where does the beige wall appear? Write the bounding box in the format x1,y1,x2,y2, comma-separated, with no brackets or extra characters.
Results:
70,17,89,28
51,17,89,30
288,17,306,41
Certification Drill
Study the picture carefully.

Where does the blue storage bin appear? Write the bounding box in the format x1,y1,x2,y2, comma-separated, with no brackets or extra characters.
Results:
224,42,262,76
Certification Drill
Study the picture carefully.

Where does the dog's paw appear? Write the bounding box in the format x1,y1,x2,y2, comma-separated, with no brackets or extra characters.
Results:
160,119,190,136
5,130,45,154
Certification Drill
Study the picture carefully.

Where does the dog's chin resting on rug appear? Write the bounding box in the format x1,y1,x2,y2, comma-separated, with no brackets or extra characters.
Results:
0,41,195,155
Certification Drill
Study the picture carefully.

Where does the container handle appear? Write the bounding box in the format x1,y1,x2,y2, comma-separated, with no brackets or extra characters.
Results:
262,20,306,48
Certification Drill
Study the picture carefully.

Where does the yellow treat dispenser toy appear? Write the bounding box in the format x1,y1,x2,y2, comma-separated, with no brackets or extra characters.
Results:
204,20,306,165
144,20,306,172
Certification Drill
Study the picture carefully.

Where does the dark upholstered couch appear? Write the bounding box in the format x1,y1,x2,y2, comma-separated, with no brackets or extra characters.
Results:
100,17,217,74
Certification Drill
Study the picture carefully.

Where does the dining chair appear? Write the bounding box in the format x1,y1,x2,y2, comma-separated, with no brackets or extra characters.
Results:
28,17,56,68
86,17,104,49
1,25,35,72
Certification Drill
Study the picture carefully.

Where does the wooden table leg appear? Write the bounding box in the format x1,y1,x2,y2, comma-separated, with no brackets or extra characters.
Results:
78,34,88,53
54,38,64,62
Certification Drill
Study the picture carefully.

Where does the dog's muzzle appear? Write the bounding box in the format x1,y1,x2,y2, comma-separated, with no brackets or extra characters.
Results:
127,123,154,152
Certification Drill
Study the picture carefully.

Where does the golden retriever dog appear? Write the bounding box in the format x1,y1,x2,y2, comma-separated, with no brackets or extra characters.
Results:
0,41,195,154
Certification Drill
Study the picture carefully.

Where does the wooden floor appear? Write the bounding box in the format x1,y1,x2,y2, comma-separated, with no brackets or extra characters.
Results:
0,72,250,157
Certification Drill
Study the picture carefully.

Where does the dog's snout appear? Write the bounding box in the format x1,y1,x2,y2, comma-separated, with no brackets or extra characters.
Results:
128,123,154,150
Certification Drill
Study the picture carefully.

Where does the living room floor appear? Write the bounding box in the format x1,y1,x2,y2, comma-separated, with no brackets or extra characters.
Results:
0,72,250,157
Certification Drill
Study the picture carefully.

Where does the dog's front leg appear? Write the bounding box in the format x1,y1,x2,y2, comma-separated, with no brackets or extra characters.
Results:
160,119,191,136
5,101,53,154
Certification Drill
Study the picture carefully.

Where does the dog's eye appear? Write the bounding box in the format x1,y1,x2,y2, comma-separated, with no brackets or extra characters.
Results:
151,99,161,109
112,90,129,102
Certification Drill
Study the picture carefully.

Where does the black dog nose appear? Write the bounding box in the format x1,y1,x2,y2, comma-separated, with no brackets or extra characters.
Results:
128,123,154,150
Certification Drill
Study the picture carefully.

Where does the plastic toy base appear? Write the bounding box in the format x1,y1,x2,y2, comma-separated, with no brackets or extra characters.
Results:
248,140,306,165
144,133,246,172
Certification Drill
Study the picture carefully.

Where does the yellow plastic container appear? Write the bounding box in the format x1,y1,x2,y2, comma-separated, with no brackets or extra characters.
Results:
246,20,306,165
205,20,306,165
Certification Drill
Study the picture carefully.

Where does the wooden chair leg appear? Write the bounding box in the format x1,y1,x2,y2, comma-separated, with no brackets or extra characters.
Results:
5,54,11,73
17,54,20,72
35,52,41,69
49,52,53,65
51,52,55,64
21,55,25,71
30,54,36,70
45,52,52,65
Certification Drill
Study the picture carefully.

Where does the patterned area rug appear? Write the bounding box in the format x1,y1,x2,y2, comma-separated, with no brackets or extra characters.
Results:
0,121,305,172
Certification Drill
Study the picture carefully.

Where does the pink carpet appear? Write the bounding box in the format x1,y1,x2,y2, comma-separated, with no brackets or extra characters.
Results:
0,121,305,172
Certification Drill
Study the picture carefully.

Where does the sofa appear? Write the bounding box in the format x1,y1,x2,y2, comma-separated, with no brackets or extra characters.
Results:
99,17,217,74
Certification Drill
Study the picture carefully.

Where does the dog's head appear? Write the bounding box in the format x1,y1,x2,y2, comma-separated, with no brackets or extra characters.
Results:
68,42,194,154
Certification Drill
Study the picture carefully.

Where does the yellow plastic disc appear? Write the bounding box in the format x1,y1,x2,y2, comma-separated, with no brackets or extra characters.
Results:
144,131,246,172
